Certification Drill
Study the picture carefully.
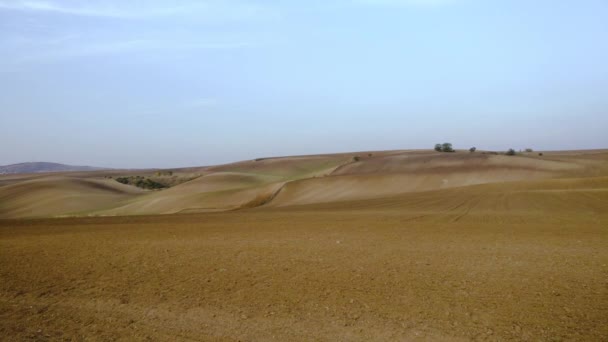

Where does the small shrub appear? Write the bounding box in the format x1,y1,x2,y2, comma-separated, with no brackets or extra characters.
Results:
539,153,543,156
368,153,373,157
116,177,129,184
115,176,166,190
469,147,477,153
506,149,516,156
353,156,361,162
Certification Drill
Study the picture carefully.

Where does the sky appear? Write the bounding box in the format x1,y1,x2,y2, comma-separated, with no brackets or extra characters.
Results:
0,0,607,168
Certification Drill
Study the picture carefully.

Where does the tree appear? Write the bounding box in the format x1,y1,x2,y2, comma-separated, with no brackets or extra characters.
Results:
435,143,455,152
506,148,516,156
525,148,533,153
469,147,477,153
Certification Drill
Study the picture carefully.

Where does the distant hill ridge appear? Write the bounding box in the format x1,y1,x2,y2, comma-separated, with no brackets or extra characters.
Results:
0,162,107,174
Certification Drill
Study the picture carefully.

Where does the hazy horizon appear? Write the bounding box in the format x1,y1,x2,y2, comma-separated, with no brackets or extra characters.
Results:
1,0,607,168
3,146,608,171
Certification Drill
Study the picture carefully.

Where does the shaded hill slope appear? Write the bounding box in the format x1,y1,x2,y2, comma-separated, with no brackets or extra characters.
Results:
0,177,143,218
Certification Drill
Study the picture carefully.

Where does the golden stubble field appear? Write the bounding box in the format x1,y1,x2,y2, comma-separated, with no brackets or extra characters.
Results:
1,150,608,341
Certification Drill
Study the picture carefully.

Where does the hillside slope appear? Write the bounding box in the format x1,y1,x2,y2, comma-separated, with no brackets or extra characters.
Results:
0,177,143,218
1,149,607,218
0,162,107,174
267,152,592,207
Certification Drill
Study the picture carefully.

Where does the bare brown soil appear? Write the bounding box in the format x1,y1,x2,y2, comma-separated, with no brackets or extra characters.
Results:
1,149,607,340
2,186,607,341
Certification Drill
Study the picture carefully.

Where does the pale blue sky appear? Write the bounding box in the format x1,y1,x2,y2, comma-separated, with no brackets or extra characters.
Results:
1,0,607,168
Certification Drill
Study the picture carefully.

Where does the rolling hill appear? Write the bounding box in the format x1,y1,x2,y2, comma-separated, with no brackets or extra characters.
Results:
0,149,607,219
0,162,108,174
2,149,608,341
